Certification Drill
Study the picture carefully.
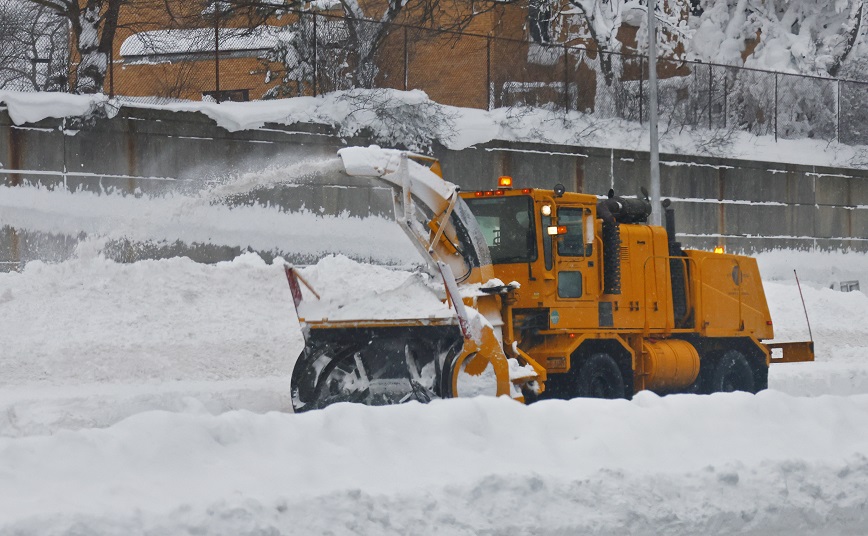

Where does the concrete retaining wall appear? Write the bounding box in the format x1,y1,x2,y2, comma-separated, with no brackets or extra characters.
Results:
2,104,867,266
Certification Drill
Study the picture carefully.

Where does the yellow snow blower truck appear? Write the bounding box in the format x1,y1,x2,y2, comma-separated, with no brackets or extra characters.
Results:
286,146,813,412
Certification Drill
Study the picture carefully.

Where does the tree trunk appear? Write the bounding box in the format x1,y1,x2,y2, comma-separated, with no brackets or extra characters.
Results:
829,2,863,77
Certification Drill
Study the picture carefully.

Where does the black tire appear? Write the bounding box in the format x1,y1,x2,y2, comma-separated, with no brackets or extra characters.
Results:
709,350,755,394
753,361,769,392
576,353,625,399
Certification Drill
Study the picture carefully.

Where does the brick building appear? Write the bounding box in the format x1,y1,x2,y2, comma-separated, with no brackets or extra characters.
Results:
105,0,690,109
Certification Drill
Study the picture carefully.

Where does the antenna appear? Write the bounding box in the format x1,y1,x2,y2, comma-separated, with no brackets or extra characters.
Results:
794,270,813,342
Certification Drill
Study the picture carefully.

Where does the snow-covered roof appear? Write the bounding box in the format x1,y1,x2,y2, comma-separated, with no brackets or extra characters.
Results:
120,26,288,58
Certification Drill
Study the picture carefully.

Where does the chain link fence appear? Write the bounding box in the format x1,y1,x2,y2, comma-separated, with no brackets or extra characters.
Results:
4,10,868,146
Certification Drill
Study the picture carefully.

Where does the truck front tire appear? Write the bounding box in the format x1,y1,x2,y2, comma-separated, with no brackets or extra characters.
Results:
709,350,755,393
576,353,626,399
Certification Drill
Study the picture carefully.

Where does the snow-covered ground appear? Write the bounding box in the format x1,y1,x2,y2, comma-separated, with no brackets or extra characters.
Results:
2,246,868,534
2,141,868,533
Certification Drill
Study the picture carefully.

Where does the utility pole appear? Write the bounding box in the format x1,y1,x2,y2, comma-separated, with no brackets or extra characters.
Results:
648,0,661,226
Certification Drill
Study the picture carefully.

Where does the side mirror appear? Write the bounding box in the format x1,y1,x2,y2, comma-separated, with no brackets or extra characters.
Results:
584,213,595,245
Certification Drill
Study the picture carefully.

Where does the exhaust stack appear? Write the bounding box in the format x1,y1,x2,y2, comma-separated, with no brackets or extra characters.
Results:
663,198,678,247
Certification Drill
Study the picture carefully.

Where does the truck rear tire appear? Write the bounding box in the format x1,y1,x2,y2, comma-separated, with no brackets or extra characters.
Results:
709,350,755,393
576,353,625,399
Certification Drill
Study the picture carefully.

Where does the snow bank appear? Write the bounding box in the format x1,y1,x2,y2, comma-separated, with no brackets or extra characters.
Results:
2,249,868,532
2,393,868,534
1,250,866,435
756,249,868,288
0,253,300,389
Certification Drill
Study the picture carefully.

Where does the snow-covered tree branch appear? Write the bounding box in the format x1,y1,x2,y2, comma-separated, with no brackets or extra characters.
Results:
0,1,68,91
687,0,868,76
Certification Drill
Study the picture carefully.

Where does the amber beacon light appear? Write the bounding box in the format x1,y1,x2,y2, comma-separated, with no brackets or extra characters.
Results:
498,176,513,188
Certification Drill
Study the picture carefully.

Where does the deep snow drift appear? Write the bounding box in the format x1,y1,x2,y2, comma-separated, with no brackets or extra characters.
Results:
2,248,868,533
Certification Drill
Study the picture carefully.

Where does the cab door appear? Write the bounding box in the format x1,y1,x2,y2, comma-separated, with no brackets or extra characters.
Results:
551,206,599,329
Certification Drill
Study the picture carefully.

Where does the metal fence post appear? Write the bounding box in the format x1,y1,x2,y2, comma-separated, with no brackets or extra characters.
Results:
708,64,712,129
723,71,727,128
774,72,778,141
836,79,841,143
312,13,318,97
639,55,644,125
486,35,491,111
775,73,778,142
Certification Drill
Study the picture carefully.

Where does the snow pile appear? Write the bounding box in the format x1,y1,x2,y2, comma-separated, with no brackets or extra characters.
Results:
297,256,451,321
3,393,868,534
0,253,299,389
0,249,865,432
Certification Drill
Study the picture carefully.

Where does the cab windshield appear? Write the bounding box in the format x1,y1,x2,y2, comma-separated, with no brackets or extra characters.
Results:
463,195,537,264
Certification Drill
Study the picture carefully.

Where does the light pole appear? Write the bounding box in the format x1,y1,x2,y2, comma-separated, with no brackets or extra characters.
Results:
647,0,661,226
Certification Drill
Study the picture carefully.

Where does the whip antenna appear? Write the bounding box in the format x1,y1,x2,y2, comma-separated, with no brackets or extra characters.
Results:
794,270,813,342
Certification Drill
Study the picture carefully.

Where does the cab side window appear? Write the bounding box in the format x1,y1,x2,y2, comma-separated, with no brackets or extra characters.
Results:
557,208,585,256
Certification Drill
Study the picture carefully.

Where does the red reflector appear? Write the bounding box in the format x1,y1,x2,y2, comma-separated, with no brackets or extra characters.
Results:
495,189,504,195
558,225,567,234
522,188,532,194
474,191,483,197
766,321,773,325
484,190,494,196
569,333,576,338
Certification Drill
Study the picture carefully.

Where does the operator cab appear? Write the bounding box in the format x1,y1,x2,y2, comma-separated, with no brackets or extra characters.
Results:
461,177,597,270
463,194,537,265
